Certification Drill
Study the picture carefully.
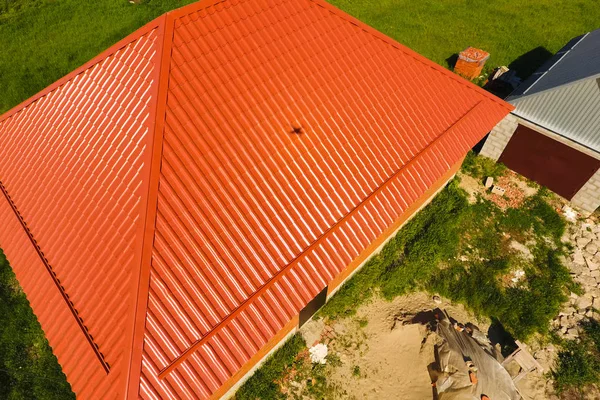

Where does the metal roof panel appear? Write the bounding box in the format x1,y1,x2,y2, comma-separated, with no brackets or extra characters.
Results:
139,0,512,398
0,1,512,399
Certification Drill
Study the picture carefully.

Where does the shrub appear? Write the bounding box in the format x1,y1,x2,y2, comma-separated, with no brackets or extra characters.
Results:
320,174,573,341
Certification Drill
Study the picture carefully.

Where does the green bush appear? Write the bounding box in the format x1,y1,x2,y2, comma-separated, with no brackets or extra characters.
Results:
320,174,573,341
461,151,507,180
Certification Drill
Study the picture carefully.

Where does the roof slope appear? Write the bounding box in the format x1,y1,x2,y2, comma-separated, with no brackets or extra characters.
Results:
507,28,600,153
0,18,166,398
0,0,512,399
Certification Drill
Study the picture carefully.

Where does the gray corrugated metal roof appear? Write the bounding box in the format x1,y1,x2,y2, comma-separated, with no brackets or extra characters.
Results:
507,28,600,154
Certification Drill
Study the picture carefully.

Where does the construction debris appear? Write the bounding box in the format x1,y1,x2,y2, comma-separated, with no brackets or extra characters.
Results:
308,343,328,364
502,340,544,384
491,185,506,196
430,311,519,400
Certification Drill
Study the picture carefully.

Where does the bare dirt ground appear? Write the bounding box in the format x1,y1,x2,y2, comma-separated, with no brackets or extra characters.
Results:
458,171,538,209
297,292,496,400
296,292,556,399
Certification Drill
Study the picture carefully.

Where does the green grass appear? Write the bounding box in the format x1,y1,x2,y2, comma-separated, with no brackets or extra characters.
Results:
0,250,75,399
461,151,507,180
1,0,600,114
552,320,600,396
327,0,600,78
0,0,198,114
235,333,306,400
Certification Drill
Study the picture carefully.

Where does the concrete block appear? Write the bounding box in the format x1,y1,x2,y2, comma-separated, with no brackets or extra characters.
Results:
491,185,506,196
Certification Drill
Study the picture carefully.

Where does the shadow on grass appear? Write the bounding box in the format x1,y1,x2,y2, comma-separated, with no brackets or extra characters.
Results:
446,53,459,69
508,46,553,80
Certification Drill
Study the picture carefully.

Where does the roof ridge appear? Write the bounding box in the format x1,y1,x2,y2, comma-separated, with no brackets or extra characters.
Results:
306,0,512,112
125,12,176,400
161,0,510,113
509,71,600,104
156,98,490,380
0,16,164,124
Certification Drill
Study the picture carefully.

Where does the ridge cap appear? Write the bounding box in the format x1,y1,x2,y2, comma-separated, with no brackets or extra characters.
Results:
124,10,177,400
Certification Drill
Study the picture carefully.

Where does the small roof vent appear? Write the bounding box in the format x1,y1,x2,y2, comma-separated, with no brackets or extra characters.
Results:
291,122,303,134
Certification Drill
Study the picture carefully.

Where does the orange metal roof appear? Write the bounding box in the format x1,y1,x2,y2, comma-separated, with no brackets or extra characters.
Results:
0,0,512,398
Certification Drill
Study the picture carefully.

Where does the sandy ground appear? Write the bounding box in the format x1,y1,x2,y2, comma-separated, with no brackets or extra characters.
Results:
300,292,494,400
298,291,559,399
328,318,435,399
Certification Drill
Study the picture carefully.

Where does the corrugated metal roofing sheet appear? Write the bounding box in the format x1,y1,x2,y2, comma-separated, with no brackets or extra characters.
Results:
509,29,600,98
508,28,600,153
0,0,512,399
0,20,164,399
139,0,511,398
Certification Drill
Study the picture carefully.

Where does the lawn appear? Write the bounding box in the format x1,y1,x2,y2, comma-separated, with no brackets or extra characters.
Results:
1,0,599,398
327,0,600,78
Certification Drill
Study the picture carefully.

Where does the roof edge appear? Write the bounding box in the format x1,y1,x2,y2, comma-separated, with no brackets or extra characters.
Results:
124,11,177,400
0,181,111,373
307,0,513,112
0,16,164,124
508,71,600,104
507,32,589,101
148,0,512,113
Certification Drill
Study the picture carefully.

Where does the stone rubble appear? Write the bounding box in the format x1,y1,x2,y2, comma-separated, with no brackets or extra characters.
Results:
553,216,600,338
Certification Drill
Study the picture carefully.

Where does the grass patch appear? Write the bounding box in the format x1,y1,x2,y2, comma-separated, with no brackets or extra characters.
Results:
461,151,507,180
0,0,198,114
1,0,600,114
0,249,74,399
552,320,600,396
235,333,306,400
327,0,600,79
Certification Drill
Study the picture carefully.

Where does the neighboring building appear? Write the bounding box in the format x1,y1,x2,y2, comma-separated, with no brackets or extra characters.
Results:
0,0,510,398
481,28,600,215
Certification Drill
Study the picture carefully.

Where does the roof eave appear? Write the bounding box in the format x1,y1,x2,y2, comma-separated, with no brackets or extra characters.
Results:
0,16,165,125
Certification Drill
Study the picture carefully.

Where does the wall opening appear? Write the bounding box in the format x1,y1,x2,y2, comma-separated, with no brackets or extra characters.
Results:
299,287,328,327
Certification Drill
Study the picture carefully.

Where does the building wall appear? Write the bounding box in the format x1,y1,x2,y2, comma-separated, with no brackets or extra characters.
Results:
571,168,600,216
213,157,465,400
480,113,600,216
479,114,519,161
